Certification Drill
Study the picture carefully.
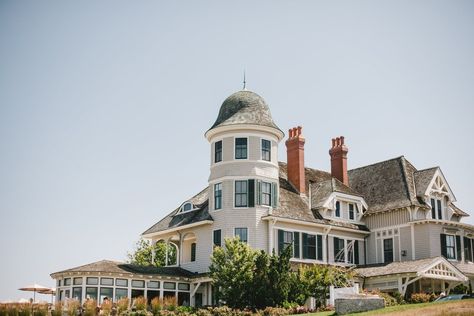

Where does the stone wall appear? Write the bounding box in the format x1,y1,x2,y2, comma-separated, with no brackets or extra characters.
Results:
335,297,384,315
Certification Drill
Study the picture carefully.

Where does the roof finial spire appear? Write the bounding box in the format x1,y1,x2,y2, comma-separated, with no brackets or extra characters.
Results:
242,70,246,90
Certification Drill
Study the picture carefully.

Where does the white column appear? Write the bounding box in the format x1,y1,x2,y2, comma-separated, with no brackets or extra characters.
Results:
268,220,274,254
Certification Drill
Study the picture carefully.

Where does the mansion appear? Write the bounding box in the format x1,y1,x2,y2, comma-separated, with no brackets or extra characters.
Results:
51,89,474,307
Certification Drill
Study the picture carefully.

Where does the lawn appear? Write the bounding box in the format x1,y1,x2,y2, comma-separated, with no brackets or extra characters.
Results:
298,299,474,316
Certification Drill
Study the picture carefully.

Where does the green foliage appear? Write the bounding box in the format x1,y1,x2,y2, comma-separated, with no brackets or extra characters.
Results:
210,238,257,309
265,246,292,307
452,283,469,294
298,264,353,308
127,238,177,267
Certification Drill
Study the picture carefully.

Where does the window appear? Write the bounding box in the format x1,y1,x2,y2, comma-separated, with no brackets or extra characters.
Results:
235,227,248,243
86,277,98,285
349,204,355,220
181,202,193,213
261,139,271,161
178,283,190,291
235,181,248,207
115,288,128,301
72,287,82,302
334,237,345,262
213,230,221,247
116,279,128,287
235,138,247,159
100,287,113,302
132,280,145,288
383,238,393,263
73,277,82,285
279,230,293,255
85,287,98,300
335,201,341,217
148,281,160,289
303,233,316,260
464,237,472,262
431,198,443,220
64,278,71,286
446,235,456,259
100,278,113,286
191,243,196,262
214,183,222,210
163,282,176,290
214,141,222,163
261,182,271,206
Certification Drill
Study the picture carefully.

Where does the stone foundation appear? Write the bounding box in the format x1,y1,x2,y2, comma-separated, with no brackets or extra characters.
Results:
335,297,384,315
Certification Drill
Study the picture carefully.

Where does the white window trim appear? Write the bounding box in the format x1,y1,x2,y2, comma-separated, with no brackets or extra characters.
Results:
213,182,223,211
213,139,224,164
233,136,249,160
233,179,249,209
259,137,272,162
234,227,249,243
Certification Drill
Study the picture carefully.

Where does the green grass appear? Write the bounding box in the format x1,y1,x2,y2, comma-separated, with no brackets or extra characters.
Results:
294,299,474,316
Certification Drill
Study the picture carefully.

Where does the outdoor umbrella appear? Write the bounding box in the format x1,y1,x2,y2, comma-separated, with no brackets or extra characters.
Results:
38,288,56,304
18,284,51,303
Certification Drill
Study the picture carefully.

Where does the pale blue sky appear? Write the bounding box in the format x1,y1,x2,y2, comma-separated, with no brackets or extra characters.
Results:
1,0,473,301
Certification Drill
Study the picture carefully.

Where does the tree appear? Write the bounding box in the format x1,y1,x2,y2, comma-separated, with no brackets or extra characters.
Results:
127,238,176,267
299,264,353,307
266,246,292,307
209,238,256,309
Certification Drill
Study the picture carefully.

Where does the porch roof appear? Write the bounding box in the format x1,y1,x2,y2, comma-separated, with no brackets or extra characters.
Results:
355,257,467,282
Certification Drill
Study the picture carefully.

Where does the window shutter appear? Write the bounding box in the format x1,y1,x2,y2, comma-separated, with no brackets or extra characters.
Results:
271,182,278,208
302,233,308,259
293,232,300,258
317,235,323,261
248,179,255,207
257,180,261,205
456,235,461,261
191,243,196,262
440,234,447,258
431,199,436,219
354,240,359,265
278,230,284,255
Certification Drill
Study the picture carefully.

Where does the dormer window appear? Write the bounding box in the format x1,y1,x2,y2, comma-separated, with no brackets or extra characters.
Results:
431,198,443,220
349,203,355,220
335,201,341,217
180,202,193,213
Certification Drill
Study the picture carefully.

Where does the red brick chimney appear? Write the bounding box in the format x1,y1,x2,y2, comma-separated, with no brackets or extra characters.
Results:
329,136,349,186
286,126,306,194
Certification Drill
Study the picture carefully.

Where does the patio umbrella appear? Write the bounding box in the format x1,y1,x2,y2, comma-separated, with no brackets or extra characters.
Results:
18,284,50,303
38,288,56,304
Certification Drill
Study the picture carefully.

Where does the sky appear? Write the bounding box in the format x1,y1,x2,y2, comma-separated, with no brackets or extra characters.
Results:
1,0,473,301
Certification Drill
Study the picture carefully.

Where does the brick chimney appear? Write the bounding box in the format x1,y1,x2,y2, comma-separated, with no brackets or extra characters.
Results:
286,126,306,194
329,136,349,186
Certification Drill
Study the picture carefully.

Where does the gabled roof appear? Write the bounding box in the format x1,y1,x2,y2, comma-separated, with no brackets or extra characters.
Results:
50,260,196,278
348,156,427,214
414,167,438,197
355,256,467,281
274,163,369,232
311,177,363,209
142,187,212,236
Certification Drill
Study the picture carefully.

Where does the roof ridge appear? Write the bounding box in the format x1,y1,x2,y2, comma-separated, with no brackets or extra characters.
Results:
415,166,439,173
348,155,405,172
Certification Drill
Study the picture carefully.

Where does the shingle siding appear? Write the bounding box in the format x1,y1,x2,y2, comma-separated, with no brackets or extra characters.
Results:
414,224,431,259
399,226,412,262
364,209,410,230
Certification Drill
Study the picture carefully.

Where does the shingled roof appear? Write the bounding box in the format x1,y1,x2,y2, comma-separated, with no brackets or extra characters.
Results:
207,90,282,133
273,162,369,232
414,167,438,197
348,156,428,214
142,187,212,236
50,260,196,278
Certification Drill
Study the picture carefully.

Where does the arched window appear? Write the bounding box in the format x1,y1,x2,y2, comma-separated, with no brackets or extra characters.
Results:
180,202,193,213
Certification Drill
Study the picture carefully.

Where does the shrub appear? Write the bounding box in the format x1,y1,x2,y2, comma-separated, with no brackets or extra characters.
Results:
261,307,290,316
101,300,113,316
410,292,431,303
162,297,177,311
67,299,80,316
391,291,406,305
51,302,63,316
368,290,397,307
150,297,161,316
17,304,30,316
133,297,147,311
84,299,97,316
7,305,18,316
0,304,7,316
117,298,129,315
32,304,47,316
195,309,212,316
